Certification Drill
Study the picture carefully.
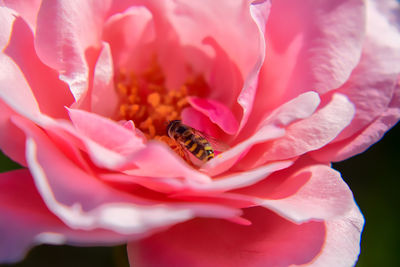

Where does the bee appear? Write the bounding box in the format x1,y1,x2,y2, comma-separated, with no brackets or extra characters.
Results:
166,120,227,163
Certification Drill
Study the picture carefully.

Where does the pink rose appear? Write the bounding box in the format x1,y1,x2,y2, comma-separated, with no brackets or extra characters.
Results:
0,0,399,266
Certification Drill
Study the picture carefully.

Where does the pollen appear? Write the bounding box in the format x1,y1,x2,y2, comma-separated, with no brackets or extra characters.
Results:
115,56,209,160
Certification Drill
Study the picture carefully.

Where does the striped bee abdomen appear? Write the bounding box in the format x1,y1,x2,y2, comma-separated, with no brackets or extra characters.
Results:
166,120,215,162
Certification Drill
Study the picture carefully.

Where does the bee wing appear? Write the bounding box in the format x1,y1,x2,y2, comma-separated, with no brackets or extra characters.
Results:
192,128,230,152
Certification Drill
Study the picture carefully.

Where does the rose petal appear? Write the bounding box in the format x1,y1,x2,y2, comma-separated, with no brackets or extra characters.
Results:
0,169,133,263
35,0,112,101
311,81,400,161
237,164,355,222
310,0,400,161
90,42,119,117
188,97,239,135
258,0,365,110
236,0,270,133
240,93,354,168
5,16,74,119
0,6,16,50
128,207,325,267
132,0,268,125
103,5,155,70
332,0,400,141
202,37,244,118
118,160,291,195
2,0,41,30
202,124,285,176
203,91,320,176
194,160,293,192
181,107,223,138
13,117,240,235
0,104,27,166
308,203,364,267
123,141,212,184
67,108,145,155
0,53,41,121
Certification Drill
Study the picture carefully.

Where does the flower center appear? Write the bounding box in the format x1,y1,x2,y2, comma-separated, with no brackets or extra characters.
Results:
115,56,209,159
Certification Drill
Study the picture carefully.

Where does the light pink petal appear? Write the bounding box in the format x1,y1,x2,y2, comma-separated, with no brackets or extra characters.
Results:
311,81,400,161
202,37,244,117
0,6,16,49
67,108,144,155
236,0,270,133
203,92,320,176
48,117,135,170
202,124,284,177
128,207,325,267
115,160,291,195
250,0,365,128
2,0,41,30
44,114,137,171
90,42,119,117
310,0,400,161
0,169,133,263
159,0,267,84
0,53,41,120
162,0,266,85
130,0,268,124
123,141,212,184
263,165,354,222
192,160,293,193
0,104,27,166
181,107,223,138
64,109,210,180
188,97,239,135
307,203,364,267
34,0,111,101
240,94,354,168
102,5,155,70
100,173,257,211
247,164,354,222
4,17,74,119
15,117,239,234
332,0,400,141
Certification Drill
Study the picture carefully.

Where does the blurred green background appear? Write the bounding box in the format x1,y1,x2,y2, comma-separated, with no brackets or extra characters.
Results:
0,122,399,267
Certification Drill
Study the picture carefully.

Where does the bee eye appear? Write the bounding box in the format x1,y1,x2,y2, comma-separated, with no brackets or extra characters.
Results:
176,126,186,134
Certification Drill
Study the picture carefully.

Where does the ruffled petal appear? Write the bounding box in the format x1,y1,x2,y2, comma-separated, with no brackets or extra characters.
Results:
0,6,16,50
4,16,74,119
235,163,354,222
249,0,365,128
13,117,240,235
239,93,354,168
0,103,27,166
0,169,131,263
128,207,325,267
2,0,41,30
0,53,41,121
90,42,119,117
67,108,145,155
102,5,155,70
188,97,239,134
236,0,270,133
311,81,400,161
203,92,319,176
34,0,112,101
307,203,364,267
311,0,400,161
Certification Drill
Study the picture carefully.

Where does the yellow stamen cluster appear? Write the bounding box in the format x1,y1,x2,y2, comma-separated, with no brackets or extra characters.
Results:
115,57,209,159
116,58,189,138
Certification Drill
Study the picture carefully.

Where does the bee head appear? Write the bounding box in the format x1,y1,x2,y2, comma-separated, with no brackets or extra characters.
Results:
166,120,181,137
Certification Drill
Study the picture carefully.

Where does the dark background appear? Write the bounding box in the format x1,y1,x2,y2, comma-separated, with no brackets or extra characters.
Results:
0,122,399,267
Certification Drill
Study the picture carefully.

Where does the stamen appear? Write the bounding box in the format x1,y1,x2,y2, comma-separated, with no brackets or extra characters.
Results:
115,56,210,162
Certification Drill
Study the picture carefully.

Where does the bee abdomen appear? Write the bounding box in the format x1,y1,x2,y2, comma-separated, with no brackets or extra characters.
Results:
204,145,214,161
